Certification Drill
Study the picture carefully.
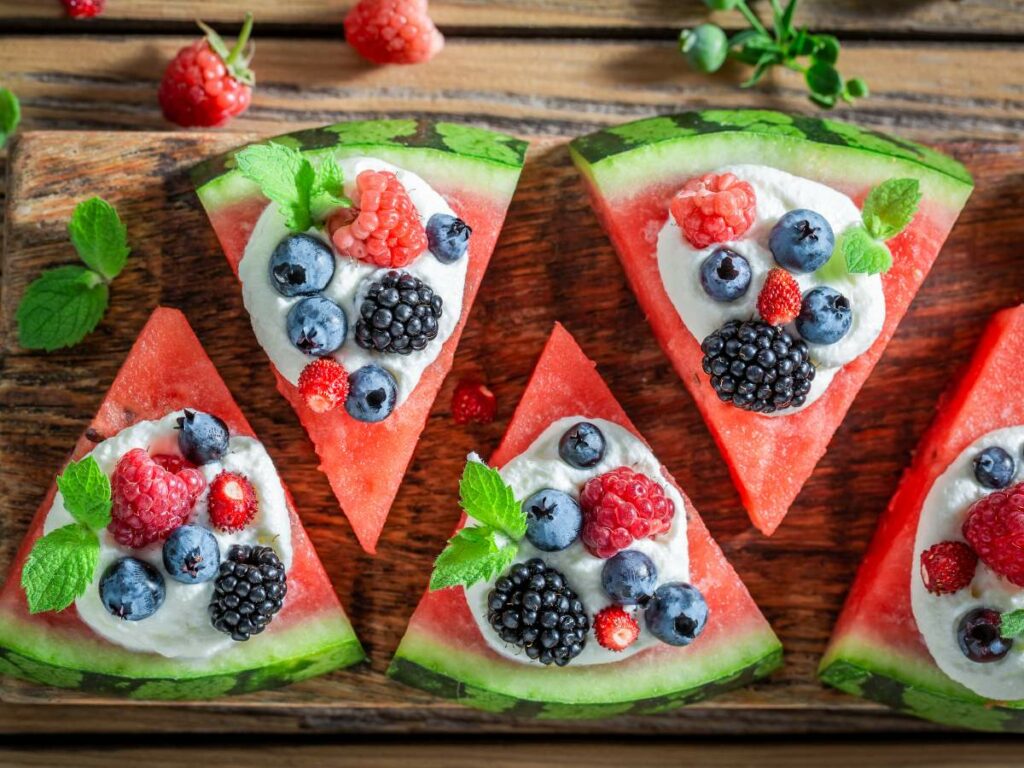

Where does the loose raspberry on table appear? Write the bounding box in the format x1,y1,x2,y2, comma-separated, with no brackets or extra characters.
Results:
109,449,193,548
298,358,351,414
579,467,675,559
208,472,259,533
451,379,497,425
344,0,444,66
670,172,756,250
920,540,977,595
593,605,640,652
963,482,1024,587
62,0,104,18
757,268,803,326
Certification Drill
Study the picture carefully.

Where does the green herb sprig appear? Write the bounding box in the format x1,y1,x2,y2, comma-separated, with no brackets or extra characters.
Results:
1000,609,1024,638
830,178,921,276
680,0,868,109
0,87,20,148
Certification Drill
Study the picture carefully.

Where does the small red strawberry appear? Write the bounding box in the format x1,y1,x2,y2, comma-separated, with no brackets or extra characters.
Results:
344,0,444,66
208,471,258,533
757,268,802,326
298,358,351,414
62,0,104,18
451,379,497,425
158,14,255,128
920,540,977,595
963,482,1024,587
593,605,640,652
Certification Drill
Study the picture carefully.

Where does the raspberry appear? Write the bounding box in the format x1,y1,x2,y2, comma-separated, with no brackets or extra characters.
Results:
208,472,258,533
152,453,207,503
298,358,351,414
328,170,428,268
757,268,802,326
109,449,193,548
62,0,104,18
158,16,255,128
670,172,756,249
151,454,192,474
593,605,640,652
451,379,497,425
920,541,977,595
963,482,1024,587
579,467,676,559
344,0,444,66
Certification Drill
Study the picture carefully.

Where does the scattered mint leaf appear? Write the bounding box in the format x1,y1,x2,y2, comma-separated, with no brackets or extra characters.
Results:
862,178,922,241
840,225,892,275
459,460,526,540
429,526,517,591
1000,609,1024,638
16,265,109,351
56,457,112,531
21,523,99,614
0,87,20,148
68,197,130,280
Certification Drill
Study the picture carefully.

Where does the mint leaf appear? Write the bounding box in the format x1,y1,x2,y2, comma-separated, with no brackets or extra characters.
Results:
840,225,892,275
236,142,316,232
862,178,921,240
1000,609,1024,637
459,460,526,540
429,526,518,591
21,523,99,614
68,197,130,280
310,157,351,222
56,456,112,530
16,265,109,351
0,87,20,149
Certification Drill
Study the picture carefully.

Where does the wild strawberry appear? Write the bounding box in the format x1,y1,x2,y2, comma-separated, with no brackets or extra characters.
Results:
158,14,255,128
580,467,675,559
344,0,444,66
757,268,802,326
109,449,193,548
593,605,640,652
920,541,977,595
208,472,259,533
451,379,497,425
963,482,1024,587
670,172,756,249
62,0,104,18
298,358,351,414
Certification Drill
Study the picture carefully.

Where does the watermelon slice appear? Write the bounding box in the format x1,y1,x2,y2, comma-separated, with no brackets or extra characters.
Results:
0,308,364,700
388,323,781,717
193,120,527,553
820,305,1024,732
570,110,973,535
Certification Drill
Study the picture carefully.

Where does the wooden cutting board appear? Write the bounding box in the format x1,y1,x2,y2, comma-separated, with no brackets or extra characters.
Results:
0,130,1021,735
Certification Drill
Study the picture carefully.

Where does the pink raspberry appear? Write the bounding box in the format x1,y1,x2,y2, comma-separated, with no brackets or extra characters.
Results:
344,0,444,66
670,172,756,249
579,467,675,559
109,449,193,548
963,482,1024,587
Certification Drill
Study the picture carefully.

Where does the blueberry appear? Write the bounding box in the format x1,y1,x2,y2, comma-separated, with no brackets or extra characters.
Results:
796,286,852,345
345,365,397,422
177,410,229,465
99,558,165,621
957,608,1012,663
601,550,658,605
162,525,220,584
769,209,835,273
426,213,472,264
558,422,605,469
286,296,347,356
644,582,708,646
523,489,581,552
699,248,751,302
268,234,335,297
973,446,1015,489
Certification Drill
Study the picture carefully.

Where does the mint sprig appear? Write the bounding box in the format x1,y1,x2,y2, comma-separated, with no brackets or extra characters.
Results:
16,197,131,351
833,178,921,276
22,457,112,614
1000,609,1024,638
0,86,20,149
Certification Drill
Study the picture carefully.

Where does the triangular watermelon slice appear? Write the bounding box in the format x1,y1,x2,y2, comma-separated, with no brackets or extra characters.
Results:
0,308,364,700
193,120,527,553
570,110,973,535
388,323,781,717
821,305,1024,732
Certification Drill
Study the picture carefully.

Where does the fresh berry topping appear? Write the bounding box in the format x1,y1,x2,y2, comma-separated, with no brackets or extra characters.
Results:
601,550,658,605
523,489,582,552
451,379,497,425
151,453,193,474
796,286,852,345
558,421,606,469
177,410,229,466
974,446,1016,490
957,607,1013,663
99,558,165,621
670,172,756,250
109,449,193,548
210,545,287,642
699,247,751,302
345,364,398,422
329,170,428,268
163,525,220,584
769,209,835,273
62,0,104,18
486,559,588,666
579,467,675,559
757,268,803,326
355,270,443,354
158,15,255,128
920,541,977,595
153,454,207,502
593,605,640,652
208,472,259,533
701,319,815,413
645,582,708,647
344,0,444,65
298,358,351,414
287,296,348,356
269,234,335,297
963,482,1024,587
426,213,472,264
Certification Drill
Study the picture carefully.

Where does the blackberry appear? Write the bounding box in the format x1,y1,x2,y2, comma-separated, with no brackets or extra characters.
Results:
700,319,816,414
355,270,443,355
486,558,588,666
209,545,287,642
